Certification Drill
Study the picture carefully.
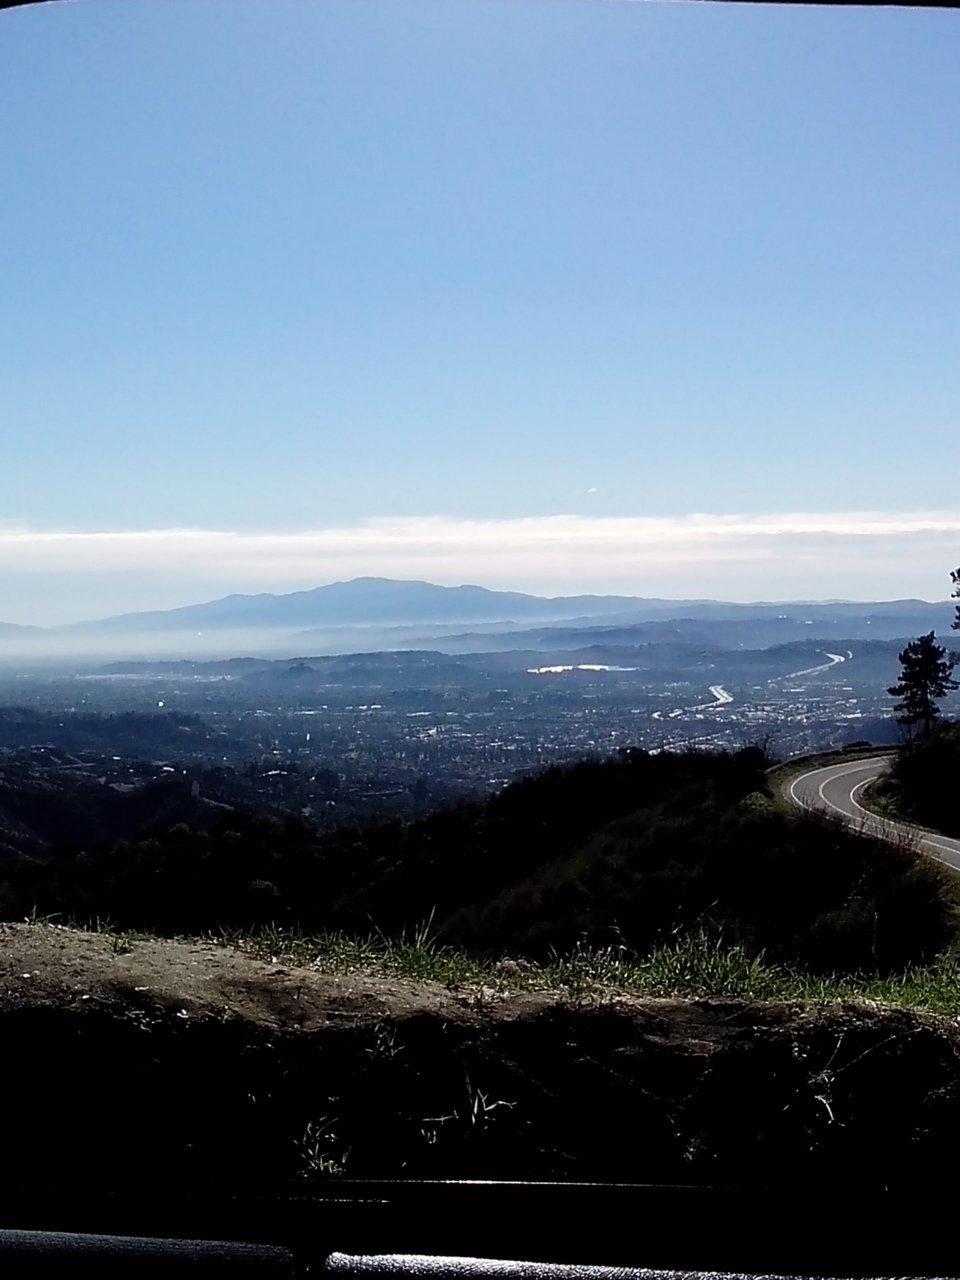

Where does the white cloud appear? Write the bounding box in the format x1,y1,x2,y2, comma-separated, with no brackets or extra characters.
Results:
1,511,959,624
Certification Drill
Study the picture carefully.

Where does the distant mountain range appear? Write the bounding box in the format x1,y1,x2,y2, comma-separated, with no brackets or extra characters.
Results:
0,576,955,660
407,609,960,655
59,577,960,635
64,577,654,634
0,622,43,637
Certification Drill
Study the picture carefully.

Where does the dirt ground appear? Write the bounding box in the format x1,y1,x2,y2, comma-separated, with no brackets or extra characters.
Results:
0,921,749,1037
2,923,959,1193
0,921,464,1026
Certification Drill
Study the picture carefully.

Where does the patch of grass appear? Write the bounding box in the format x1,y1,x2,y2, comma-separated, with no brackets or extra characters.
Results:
21,914,960,1018
217,923,960,1015
856,777,904,821
220,920,492,987
19,915,146,956
81,916,141,956
296,1117,350,1181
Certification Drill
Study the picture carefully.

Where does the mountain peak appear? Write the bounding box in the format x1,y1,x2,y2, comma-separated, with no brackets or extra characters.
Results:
65,577,634,635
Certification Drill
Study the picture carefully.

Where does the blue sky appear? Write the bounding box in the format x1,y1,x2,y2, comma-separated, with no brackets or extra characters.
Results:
2,0,959,621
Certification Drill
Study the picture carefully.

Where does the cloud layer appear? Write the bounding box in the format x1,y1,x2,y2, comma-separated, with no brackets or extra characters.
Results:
3,511,959,624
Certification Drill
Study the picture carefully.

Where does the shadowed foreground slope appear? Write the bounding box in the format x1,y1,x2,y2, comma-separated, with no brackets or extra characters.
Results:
4,747,954,974
5,922,960,1196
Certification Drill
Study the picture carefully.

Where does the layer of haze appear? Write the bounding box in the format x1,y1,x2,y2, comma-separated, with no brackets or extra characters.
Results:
2,0,959,624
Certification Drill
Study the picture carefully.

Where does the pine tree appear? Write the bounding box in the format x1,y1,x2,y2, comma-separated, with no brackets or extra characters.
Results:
951,567,960,633
888,631,957,737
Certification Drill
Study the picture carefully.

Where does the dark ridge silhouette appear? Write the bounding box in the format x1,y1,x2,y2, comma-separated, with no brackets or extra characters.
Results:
2,746,951,975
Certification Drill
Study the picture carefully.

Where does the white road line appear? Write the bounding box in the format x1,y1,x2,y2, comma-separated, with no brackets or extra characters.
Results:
786,761,860,813
787,757,888,819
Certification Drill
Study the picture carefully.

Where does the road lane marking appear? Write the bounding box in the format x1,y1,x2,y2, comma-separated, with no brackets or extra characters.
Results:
815,761,888,823
787,757,888,814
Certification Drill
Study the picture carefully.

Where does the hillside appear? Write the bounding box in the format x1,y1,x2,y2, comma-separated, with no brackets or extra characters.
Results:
3,739,960,1199
4,746,951,973
3,733,959,1200
0,758,231,860
420,612,959,653
72,582,958,638
5,920,960,1197
60,578,650,635
874,724,960,838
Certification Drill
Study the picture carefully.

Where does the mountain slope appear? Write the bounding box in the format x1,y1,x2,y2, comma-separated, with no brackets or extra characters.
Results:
410,605,958,653
5,921,960,1196
65,579,956,638
66,577,649,634
0,622,42,637
1,579,955,659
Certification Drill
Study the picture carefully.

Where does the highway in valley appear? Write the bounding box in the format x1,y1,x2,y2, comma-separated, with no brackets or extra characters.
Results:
784,755,960,873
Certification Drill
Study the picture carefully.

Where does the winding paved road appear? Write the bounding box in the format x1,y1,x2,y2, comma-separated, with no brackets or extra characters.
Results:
784,755,960,873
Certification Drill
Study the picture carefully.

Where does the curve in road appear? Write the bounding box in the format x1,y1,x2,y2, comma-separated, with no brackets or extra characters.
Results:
784,755,960,873
779,650,850,681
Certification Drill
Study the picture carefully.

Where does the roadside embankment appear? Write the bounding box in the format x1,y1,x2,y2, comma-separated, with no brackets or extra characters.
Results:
4,922,960,1196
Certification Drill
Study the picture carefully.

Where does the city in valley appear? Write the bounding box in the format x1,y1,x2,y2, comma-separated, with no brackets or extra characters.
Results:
1,580,956,849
